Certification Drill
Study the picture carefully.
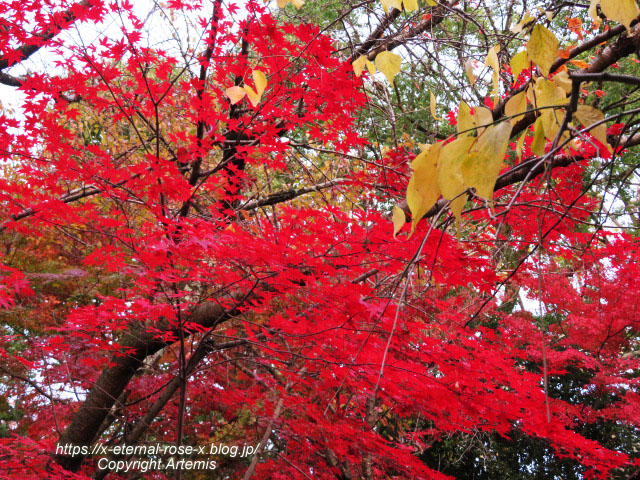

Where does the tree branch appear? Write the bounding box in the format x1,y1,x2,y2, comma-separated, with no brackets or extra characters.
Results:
0,0,96,72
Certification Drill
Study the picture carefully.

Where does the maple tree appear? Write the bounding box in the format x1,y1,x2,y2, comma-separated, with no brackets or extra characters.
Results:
0,0,639,479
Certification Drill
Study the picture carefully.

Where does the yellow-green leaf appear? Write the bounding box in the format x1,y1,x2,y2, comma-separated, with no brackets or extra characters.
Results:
426,0,436,5
457,100,476,134
600,0,639,33
392,206,406,237
226,86,246,104
510,50,529,81
407,143,442,233
504,91,528,123
375,51,402,85
531,116,546,156
575,104,612,152
527,24,559,77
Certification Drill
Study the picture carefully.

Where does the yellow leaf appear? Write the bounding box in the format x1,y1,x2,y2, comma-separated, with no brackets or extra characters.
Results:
510,10,534,33
430,91,442,121
510,50,529,80
485,45,501,100
589,0,601,24
375,51,402,85
504,91,528,123
600,0,639,33
532,77,567,139
353,56,376,77
463,121,513,200
516,129,526,161
277,0,304,8
527,24,559,77
352,55,368,76
484,44,500,72
426,0,436,5
403,0,419,11
437,136,475,222
533,77,568,108
407,143,442,233
366,59,376,76
253,70,267,96
392,206,406,237
244,85,261,107
541,110,561,140
457,100,476,134
474,106,493,135
226,86,246,104
575,104,612,152
531,116,546,156
552,70,573,94
380,0,402,14
464,58,477,85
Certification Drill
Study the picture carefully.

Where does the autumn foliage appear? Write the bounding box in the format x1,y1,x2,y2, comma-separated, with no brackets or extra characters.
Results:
0,0,639,479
